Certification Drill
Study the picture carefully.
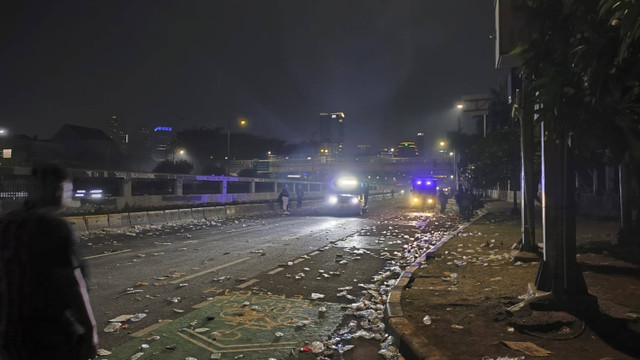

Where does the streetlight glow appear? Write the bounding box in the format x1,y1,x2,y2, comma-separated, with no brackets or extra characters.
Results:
456,104,464,109
439,141,445,146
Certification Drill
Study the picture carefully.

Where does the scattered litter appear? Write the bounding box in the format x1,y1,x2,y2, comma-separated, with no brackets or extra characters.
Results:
423,315,431,325
501,340,551,356
185,357,197,360
139,344,149,349
275,332,284,337
147,336,160,341
194,328,210,333
211,353,222,359
311,293,325,299
173,309,185,313
96,349,111,356
103,322,122,332
310,341,324,353
109,315,134,322
451,324,464,329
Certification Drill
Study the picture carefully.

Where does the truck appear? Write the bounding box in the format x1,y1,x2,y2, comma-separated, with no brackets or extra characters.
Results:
410,177,437,209
325,175,367,215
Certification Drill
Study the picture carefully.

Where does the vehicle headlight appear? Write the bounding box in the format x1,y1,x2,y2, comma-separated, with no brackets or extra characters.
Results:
328,195,338,204
351,197,359,204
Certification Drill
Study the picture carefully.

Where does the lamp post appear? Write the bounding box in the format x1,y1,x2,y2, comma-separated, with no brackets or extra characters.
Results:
172,148,185,164
456,103,463,131
227,118,247,160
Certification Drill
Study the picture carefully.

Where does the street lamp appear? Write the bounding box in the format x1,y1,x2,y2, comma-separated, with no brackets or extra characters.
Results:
172,148,185,164
226,118,247,160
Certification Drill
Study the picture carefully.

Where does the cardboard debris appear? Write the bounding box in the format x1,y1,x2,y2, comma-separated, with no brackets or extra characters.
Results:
501,340,551,356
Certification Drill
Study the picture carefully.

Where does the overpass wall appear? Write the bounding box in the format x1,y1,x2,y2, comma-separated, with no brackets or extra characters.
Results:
64,193,393,234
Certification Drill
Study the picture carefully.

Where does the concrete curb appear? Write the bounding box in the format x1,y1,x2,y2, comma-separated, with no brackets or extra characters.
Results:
384,211,486,360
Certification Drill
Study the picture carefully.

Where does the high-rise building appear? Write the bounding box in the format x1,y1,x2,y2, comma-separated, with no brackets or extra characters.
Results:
319,112,345,155
396,141,419,157
151,126,173,161
106,115,128,152
415,132,425,157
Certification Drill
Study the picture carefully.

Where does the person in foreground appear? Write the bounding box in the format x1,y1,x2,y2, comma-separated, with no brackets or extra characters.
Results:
0,163,98,359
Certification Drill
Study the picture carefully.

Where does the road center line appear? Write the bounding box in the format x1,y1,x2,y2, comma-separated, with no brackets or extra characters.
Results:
82,249,132,260
309,251,320,256
236,279,259,288
267,268,284,275
169,257,250,284
293,258,305,264
130,319,172,337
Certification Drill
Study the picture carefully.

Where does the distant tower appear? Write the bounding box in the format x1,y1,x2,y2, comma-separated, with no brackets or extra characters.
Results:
151,126,173,161
319,112,345,155
106,115,128,151
415,132,425,157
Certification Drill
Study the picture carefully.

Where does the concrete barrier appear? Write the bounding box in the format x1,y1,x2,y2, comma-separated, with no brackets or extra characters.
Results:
226,203,273,217
191,207,205,220
147,210,167,225
85,214,109,232
179,208,194,221
108,213,131,229
129,211,150,226
164,209,182,223
202,206,227,221
65,216,88,235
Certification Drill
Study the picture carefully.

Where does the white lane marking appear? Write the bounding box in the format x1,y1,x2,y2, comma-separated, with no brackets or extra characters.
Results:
293,258,305,264
236,279,259,288
309,251,320,256
169,257,250,284
82,249,132,260
267,268,284,275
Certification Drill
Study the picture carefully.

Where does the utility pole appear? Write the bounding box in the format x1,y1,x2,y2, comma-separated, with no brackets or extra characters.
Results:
515,86,537,252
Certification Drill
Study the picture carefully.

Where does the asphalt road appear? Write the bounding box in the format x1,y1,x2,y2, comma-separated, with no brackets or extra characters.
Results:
77,197,433,358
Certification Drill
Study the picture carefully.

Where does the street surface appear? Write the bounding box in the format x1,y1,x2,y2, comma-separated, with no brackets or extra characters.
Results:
77,197,460,359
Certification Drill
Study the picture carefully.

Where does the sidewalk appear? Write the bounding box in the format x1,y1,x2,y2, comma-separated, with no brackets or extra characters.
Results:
386,201,640,360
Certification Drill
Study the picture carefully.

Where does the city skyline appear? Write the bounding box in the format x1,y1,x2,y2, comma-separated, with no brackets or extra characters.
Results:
1,1,497,150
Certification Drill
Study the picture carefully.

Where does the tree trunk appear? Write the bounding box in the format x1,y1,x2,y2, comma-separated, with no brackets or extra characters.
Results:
519,85,536,251
618,152,633,245
535,123,587,299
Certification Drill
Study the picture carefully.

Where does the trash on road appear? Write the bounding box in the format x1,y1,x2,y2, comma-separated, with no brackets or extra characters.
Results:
311,292,325,299
423,315,432,325
96,349,111,355
501,340,551,356
103,322,123,332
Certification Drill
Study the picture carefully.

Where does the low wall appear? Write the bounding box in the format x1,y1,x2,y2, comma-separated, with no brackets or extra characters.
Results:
65,192,393,234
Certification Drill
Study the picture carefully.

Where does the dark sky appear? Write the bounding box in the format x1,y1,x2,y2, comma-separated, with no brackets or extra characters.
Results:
1,1,497,150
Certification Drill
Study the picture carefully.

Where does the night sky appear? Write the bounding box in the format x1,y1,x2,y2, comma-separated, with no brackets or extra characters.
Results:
1,1,497,150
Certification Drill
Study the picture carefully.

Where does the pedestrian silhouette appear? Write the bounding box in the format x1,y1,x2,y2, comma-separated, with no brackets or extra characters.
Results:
438,189,449,214
279,184,290,214
0,163,98,359
295,183,305,210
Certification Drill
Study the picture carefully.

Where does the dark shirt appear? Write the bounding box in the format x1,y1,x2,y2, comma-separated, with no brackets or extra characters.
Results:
1,208,93,359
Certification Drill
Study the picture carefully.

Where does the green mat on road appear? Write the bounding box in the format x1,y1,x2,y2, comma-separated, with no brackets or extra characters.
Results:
103,293,344,360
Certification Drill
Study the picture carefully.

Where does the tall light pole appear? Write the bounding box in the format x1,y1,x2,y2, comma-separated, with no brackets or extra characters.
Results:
172,148,185,164
226,118,247,160
456,103,464,132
